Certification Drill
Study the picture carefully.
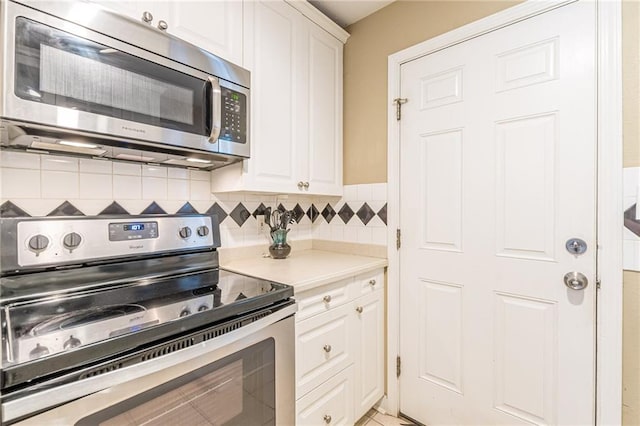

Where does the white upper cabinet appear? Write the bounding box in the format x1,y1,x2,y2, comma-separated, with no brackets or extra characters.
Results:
91,1,243,65
166,1,243,65
211,0,348,196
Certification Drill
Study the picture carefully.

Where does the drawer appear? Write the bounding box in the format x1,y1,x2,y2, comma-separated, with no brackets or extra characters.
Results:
296,365,354,426
296,303,353,397
352,269,384,297
295,277,352,322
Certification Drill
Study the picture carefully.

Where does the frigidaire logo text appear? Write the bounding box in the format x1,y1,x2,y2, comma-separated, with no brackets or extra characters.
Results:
122,126,145,134
129,244,144,250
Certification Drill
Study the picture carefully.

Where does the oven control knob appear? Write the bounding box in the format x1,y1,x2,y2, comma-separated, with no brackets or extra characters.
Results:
28,235,49,252
198,304,209,312
179,227,192,239
63,232,82,250
63,335,82,350
180,308,191,317
29,343,50,359
197,226,209,237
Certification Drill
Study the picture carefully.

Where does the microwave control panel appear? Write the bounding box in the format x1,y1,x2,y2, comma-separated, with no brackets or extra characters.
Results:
220,88,247,144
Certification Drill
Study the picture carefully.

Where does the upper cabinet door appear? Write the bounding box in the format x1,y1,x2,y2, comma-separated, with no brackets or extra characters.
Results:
166,1,243,65
240,0,303,192
90,1,243,65
303,24,343,196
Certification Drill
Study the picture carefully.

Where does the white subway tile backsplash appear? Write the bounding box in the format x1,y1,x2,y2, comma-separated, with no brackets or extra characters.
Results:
371,227,387,245
10,199,62,216
344,226,358,243
142,166,168,178
624,167,639,197
343,185,357,201
371,183,387,202
1,151,40,169
168,168,189,179
142,177,167,200
357,227,372,244
356,184,373,202
41,156,78,172
190,170,210,181
623,240,640,271
2,168,40,198
167,179,189,200
117,200,150,215
79,173,113,200
70,199,111,216
41,170,78,199
113,162,141,176
113,175,142,200
190,179,211,200
79,159,112,174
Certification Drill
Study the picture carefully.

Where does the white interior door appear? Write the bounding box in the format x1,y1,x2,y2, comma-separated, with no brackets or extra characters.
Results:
399,2,597,425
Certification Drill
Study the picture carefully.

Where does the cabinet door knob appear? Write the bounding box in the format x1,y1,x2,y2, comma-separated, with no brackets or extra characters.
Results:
157,20,168,31
141,11,153,23
303,181,310,189
297,181,304,189
323,295,332,303
356,306,363,313
324,414,332,423
369,279,377,286
323,344,332,353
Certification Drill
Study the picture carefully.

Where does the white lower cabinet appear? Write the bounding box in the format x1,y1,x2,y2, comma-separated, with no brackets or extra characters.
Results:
296,366,354,426
295,268,385,424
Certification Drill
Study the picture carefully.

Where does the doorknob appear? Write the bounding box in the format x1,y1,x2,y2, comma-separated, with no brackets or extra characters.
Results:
564,272,588,290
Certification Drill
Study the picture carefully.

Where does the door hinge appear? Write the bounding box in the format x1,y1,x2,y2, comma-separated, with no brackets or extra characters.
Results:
393,98,408,121
396,355,401,378
596,279,601,290
396,228,401,250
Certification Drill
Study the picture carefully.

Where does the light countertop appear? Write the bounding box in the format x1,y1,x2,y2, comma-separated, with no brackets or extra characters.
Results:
221,249,387,293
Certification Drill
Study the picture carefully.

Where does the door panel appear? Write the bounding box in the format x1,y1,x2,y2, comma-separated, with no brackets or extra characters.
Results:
399,2,596,425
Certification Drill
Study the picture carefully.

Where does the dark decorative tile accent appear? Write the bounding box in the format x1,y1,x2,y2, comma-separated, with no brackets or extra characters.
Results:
321,203,336,223
277,203,286,213
206,203,228,223
624,203,640,237
356,202,376,225
229,203,251,227
48,201,84,216
141,201,167,215
338,203,354,224
306,204,319,223
176,202,199,214
99,201,129,215
0,201,30,217
293,203,305,223
377,203,387,225
252,203,269,218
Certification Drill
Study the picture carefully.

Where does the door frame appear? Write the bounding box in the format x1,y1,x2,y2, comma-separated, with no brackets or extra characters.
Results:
384,1,623,424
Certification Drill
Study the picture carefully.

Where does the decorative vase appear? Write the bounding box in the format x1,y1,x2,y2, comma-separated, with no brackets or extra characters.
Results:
269,229,291,259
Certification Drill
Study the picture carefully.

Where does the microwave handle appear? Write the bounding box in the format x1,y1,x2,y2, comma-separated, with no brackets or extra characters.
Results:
207,76,222,142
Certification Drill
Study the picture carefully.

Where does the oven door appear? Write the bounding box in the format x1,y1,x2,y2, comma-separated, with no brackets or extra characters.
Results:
1,1,231,155
6,305,295,426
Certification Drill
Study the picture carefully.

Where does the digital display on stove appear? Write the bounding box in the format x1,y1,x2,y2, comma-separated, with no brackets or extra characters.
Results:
109,221,158,241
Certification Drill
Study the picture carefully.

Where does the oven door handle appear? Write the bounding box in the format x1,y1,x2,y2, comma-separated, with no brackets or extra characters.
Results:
2,303,297,424
207,76,222,143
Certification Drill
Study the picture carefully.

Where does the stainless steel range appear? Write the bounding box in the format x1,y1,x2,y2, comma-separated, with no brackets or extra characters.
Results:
0,214,296,425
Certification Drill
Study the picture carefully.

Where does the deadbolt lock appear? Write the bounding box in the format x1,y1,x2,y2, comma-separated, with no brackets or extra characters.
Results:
565,238,587,255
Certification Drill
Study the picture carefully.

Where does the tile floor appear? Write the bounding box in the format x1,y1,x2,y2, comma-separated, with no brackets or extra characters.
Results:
355,408,420,426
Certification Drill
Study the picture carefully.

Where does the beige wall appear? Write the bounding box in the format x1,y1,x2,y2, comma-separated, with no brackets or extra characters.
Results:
623,1,640,424
343,0,519,185
343,0,640,422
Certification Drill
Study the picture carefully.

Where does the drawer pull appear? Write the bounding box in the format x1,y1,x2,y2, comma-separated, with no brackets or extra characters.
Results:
323,295,332,303
323,344,332,353
356,306,363,313
369,279,377,286
324,414,332,424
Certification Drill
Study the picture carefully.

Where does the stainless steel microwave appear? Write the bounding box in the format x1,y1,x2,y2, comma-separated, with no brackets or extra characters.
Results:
0,1,250,169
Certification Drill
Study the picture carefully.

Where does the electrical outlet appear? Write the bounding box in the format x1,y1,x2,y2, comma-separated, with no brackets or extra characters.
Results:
257,215,266,232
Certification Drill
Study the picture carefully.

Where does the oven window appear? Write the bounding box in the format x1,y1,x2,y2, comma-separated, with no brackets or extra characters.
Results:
14,17,207,135
76,339,275,426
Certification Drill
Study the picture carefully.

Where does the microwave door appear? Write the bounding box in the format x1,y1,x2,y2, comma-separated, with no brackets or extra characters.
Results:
6,11,216,155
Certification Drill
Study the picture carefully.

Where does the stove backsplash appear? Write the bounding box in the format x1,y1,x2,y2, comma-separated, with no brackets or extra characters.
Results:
0,151,388,248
